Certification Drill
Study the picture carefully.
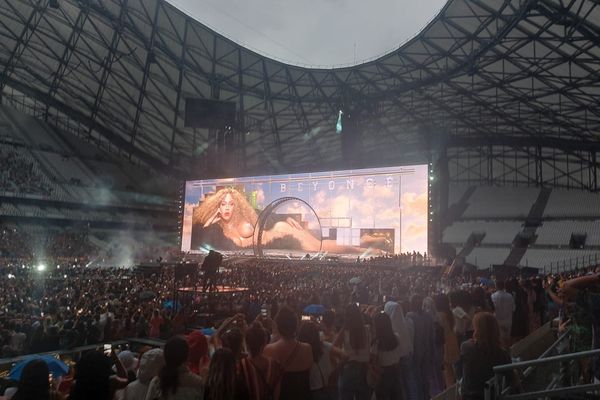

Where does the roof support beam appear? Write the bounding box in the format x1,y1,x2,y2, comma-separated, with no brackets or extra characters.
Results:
45,4,90,117
129,0,161,151
87,0,129,138
0,0,47,97
168,18,189,166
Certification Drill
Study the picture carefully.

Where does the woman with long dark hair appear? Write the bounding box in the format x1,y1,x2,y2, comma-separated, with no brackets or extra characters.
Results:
70,350,128,400
10,360,64,400
204,348,248,400
371,312,401,400
298,321,345,400
434,293,460,388
240,322,283,400
263,306,313,400
458,312,520,400
146,336,203,399
333,304,371,400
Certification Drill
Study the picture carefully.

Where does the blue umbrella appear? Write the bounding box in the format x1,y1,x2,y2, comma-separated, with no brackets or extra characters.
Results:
201,327,216,336
9,355,69,380
162,300,181,311
303,304,326,315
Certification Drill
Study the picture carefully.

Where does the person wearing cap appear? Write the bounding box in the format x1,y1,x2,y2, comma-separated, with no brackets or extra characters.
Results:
122,349,164,400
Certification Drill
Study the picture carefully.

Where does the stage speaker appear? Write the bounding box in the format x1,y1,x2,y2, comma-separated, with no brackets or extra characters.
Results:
201,250,223,275
184,98,236,129
175,262,198,280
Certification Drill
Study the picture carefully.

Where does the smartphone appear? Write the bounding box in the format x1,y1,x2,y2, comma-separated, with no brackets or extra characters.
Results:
301,315,311,321
103,344,112,356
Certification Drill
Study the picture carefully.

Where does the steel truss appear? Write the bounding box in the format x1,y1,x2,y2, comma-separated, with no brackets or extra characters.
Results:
0,0,598,184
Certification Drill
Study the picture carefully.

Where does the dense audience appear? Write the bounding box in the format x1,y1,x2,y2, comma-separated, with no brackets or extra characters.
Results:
0,249,599,399
0,147,51,196
0,226,96,261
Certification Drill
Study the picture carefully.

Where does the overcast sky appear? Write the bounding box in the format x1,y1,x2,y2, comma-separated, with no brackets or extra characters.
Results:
167,0,448,67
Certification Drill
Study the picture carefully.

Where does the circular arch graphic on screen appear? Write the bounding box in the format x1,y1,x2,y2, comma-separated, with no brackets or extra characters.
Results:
253,197,322,257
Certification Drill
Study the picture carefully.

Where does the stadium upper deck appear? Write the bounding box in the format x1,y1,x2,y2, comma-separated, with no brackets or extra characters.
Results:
0,0,598,176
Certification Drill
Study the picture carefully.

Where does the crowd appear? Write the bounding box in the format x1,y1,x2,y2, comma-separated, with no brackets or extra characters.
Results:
0,226,97,262
0,147,52,196
0,253,599,400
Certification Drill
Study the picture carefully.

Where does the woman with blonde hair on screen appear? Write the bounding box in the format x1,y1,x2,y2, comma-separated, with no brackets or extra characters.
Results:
190,187,386,254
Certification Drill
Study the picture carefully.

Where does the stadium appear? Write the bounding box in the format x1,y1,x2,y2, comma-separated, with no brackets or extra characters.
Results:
0,0,599,399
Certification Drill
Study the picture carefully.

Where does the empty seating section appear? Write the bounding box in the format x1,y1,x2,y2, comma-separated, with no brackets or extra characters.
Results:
520,249,600,269
536,220,600,246
466,247,511,268
443,221,522,244
448,184,472,207
462,186,539,218
544,189,600,217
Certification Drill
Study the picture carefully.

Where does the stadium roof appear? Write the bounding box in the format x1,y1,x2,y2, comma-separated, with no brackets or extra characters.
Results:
1,0,599,175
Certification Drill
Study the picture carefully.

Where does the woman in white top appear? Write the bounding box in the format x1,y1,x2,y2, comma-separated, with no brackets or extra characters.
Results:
298,321,345,400
334,304,371,400
371,312,401,400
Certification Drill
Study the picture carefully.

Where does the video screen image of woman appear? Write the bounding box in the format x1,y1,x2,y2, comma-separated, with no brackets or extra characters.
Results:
181,165,428,257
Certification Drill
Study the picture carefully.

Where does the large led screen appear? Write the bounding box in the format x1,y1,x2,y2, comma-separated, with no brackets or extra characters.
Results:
181,165,428,256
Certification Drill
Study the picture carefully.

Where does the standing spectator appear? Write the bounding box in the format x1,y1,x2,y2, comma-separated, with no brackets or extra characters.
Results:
263,307,313,400
204,348,248,400
149,310,163,339
333,304,371,400
491,280,515,348
383,300,415,400
508,279,529,342
186,331,209,376
434,294,460,388
146,336,203,400
406,294,435,400
458,312,520,400
370,312,401,400
298,321,344,400
6,359,64,400
241,322,284,400
423,296,444,396
122,349,164,400
70,350,129,400
449,291,471,346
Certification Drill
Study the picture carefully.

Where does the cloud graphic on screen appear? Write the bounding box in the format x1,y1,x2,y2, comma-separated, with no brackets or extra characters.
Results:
401,192,427,217
256,188,266,204
404,222,427,237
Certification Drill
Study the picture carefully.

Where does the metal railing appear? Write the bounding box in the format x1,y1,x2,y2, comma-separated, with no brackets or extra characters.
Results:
543,253,600,274
0,338,165,379
485,328,600,400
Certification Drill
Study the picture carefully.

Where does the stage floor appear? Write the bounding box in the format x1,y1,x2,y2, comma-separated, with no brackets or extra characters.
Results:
178,285,249,294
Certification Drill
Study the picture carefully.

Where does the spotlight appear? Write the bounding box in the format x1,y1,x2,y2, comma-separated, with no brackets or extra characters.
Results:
36,264,46,272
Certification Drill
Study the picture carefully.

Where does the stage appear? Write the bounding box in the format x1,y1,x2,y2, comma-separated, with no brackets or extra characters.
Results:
177,285,249,295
